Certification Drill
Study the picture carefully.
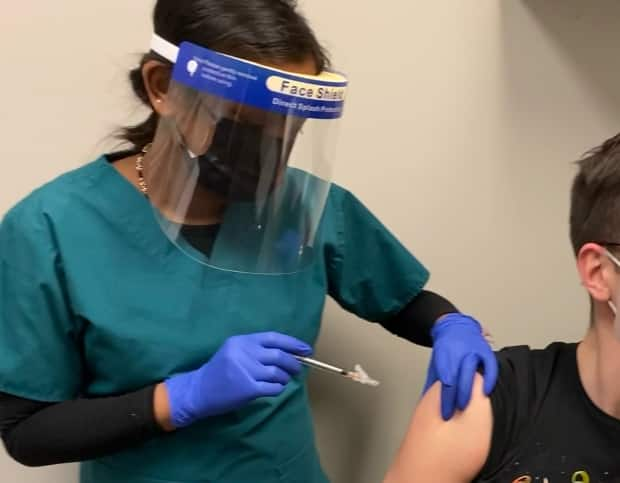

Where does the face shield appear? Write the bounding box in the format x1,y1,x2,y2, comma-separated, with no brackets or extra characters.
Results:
144,34,347,274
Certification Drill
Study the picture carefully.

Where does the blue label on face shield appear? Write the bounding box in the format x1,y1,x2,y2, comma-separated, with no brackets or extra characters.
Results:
172,42,347,120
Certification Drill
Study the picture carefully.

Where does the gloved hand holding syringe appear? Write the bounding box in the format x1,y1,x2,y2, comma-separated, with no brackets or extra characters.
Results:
295,355,380,387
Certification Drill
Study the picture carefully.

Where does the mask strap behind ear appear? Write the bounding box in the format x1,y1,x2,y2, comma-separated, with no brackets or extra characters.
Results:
607,249,620,268
151,34,179,63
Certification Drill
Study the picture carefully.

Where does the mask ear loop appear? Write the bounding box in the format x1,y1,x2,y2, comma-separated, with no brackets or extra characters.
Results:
152,92,220,231
604,249,620,339
169,94,219,159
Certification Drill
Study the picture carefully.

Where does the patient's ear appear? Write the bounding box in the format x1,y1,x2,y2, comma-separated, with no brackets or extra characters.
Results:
577,243,613,303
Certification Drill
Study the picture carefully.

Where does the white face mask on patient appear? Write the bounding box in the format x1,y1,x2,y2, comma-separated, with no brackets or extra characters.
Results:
604,250,620,340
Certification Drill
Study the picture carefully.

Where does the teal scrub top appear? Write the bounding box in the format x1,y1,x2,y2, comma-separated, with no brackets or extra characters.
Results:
0,156,429,483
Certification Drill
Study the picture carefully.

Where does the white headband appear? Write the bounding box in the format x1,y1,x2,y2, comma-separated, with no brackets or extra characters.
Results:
150,34,179,63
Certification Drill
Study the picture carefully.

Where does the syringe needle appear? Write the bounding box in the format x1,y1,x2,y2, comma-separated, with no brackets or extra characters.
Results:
295,356,349,376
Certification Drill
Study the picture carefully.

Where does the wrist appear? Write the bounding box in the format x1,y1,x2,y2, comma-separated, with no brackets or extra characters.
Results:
153,383,176,432
435,312,456,324
431,313,481,339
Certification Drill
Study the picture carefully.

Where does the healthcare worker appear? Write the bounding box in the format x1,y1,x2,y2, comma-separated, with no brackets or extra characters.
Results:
0,1,497,482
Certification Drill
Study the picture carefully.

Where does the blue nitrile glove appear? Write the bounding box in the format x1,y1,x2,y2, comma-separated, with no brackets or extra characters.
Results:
422,314,498,421
165,332,313,428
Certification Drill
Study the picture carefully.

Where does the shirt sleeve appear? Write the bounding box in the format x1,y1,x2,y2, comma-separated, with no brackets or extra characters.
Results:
324,186,430,322
0,198,83,402
0,388,160,467
477,346,533,480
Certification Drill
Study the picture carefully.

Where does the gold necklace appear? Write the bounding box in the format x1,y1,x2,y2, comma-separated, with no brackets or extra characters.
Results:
135,143,152,197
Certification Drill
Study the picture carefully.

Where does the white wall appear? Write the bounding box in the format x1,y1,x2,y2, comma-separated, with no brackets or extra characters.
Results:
306,1,620,482
2,1,620,482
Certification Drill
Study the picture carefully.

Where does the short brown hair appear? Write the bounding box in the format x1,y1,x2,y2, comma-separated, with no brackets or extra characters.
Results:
570,133,620,254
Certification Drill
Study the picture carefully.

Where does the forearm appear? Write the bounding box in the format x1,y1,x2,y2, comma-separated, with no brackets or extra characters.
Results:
381,290,458,347
0,386,163,467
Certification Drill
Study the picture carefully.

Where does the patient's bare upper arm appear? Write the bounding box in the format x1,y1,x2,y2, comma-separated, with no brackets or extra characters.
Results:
384,374,492,483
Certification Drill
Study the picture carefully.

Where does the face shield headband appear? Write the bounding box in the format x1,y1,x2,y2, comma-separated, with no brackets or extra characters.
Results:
149,33,347,121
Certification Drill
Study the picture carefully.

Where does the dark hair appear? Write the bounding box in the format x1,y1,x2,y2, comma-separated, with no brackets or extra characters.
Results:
118,0,330,151
570,132,620,254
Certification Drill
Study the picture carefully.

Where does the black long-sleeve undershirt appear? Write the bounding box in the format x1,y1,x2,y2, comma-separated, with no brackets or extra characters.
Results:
0,290,457,467
0,387,160,467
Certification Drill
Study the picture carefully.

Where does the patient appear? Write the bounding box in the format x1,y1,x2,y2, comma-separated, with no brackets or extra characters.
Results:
385,134,620,482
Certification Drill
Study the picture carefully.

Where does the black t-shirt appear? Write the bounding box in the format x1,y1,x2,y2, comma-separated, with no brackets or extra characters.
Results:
477,342,620,482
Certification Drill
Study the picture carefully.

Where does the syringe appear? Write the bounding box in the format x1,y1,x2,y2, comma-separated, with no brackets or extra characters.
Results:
295,356,380,387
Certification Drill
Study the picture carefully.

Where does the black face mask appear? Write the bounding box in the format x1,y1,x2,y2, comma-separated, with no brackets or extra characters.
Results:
195,117,287,201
